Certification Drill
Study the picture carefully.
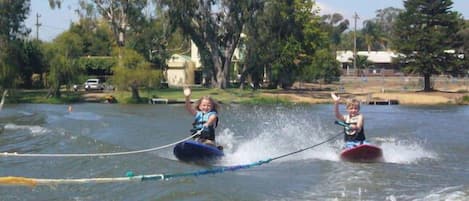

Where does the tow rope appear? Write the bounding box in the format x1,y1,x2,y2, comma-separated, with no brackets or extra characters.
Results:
1,132,200,157
0,132,342,187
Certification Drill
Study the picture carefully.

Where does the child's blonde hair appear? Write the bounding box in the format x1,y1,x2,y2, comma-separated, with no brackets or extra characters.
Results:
194,96,220,112
345,98,361,110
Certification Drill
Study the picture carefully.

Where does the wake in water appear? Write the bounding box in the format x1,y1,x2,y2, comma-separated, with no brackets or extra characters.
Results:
64,111,103,121
214,106,437,166
215,107,343,166
3,123,49,135
376,137,437,164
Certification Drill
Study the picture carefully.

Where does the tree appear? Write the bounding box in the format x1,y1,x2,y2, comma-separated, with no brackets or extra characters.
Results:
393,0,465,91
110,48,162,102
374,7,402,39
354,55,371,76
0,0,30,91
44,32,84,98
455,20,468,73
80,0,148,47
69,18,114,56
320,13,349,51
125,10,175,69
301,49,340,84
241,0,337,89
19,40,47,88
361,7,401,51
160,0,262,89
362,20,383,51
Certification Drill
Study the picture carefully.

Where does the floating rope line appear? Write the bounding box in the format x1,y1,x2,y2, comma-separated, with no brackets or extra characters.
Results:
0,159,272,187
0,132,342,187
1,132,201,157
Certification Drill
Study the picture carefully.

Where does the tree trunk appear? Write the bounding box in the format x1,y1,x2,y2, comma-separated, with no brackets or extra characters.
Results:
239,64,249,90
423,74,433,91
130,80,140,101
211,51,229,89
216,70,226,89
47,84,61,98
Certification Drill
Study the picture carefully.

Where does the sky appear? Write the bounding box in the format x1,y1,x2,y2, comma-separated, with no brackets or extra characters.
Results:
316,0,468,26
25,0,469,42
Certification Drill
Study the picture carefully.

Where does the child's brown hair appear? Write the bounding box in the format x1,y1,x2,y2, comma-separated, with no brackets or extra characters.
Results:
194,96,220,112
345,99,361,110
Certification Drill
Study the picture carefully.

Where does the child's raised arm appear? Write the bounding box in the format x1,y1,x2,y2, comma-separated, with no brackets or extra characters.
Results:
184,87,196,115
331,93,345,121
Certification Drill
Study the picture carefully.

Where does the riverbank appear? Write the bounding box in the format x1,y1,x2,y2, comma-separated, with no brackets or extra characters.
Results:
266,79,468,105
7,77,469,105
264,88,467,105
82,82,468,105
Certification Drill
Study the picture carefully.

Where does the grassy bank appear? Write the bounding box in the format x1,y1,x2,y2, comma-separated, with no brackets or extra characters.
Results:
6,88,294,105
5,77,469,105
7,90,83,104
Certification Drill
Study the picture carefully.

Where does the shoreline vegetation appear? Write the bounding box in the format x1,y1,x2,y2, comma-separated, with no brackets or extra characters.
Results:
6,77,469,105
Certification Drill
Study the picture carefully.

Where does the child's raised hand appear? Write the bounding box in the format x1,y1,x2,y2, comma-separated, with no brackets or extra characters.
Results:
331,92,340,102
183,87,191,97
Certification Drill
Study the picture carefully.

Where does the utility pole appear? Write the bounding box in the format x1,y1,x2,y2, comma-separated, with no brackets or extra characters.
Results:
35,13,42,40
353,12,359,76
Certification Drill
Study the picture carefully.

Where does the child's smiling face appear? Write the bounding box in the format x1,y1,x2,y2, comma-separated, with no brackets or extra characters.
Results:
199,99,213,113
347,105,360,117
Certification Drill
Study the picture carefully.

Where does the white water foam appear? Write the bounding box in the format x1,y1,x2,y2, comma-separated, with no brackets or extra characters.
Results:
217,118,342,166
217,127,436,166
3,123,49,135
387,185,469,201
378,137,437,164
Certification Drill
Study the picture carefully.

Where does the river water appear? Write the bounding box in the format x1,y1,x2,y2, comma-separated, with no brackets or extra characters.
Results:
0,103,468,201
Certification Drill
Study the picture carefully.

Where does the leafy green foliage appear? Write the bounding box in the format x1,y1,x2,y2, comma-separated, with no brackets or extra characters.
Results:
69,18,114,56
19,40,47,88
321,13,350,51
44,32,84,97
110,48,162,101
78,56,116,75
0,0,31,90
393,0,465,91
160,0,262,88
244,0,337,88
301,49,340,83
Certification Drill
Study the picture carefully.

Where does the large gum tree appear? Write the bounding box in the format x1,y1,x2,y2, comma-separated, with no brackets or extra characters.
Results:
159,0,263,89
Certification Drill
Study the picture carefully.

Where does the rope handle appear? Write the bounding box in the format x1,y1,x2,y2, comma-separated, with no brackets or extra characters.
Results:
334,120,351,130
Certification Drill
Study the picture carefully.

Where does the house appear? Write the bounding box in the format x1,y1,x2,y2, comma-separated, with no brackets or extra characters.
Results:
165,54,196,87
166,45,404,86
336,51,401,76
165,39,245,87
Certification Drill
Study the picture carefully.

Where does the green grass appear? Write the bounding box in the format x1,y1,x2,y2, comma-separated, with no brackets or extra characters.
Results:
461,95,469,103
145,88,264,103
6,88,290,105
7,90,83,104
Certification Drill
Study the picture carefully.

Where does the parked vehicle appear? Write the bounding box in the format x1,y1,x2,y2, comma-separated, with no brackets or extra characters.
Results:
84,78,104,91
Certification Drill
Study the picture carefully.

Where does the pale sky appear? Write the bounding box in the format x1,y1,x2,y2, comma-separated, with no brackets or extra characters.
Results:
25,0,469,41
315,0,468,27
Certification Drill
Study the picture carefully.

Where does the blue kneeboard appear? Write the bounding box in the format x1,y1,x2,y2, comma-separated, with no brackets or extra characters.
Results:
173,140,224,163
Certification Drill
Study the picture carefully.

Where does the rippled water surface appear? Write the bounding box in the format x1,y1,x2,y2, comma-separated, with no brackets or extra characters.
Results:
0,103,468,200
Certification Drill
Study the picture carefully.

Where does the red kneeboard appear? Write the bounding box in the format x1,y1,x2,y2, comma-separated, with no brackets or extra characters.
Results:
340,144,383,163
